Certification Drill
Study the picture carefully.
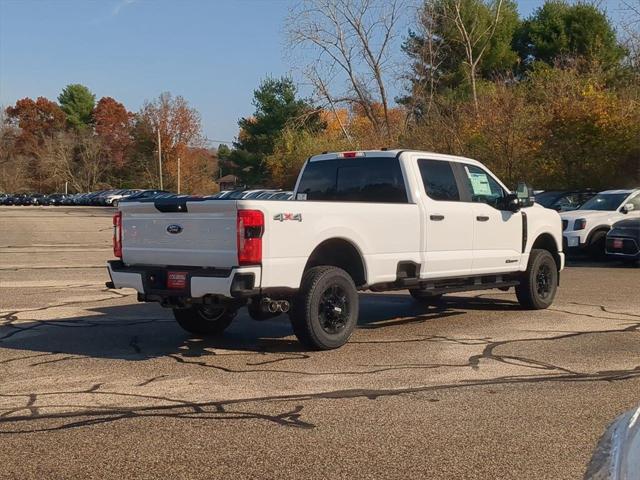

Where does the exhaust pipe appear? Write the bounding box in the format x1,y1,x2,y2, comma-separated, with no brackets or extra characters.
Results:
278,300,290,313
260,298,290,314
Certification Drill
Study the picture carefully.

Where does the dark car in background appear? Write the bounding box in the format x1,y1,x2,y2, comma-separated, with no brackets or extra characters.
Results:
42,193,68,206
118,190,170,203
535,189,596,211
8,193,31,205
606,218,640,264
27,193,47,205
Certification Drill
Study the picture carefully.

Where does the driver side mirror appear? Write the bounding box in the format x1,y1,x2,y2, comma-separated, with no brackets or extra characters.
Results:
501,193,521,212
516,182,535,208
621,203,635,214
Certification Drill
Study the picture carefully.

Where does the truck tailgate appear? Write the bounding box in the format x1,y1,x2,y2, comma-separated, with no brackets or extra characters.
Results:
119,199,238,267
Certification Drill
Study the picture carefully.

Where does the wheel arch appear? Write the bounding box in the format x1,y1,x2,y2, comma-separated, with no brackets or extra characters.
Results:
304,237,367,287
531,233,561,270
586,225,611,245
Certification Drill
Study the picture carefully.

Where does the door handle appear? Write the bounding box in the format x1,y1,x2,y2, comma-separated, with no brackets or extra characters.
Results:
430,214,445,221
476,215,490,222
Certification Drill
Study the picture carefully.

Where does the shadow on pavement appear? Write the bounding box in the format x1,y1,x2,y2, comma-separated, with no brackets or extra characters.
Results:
0,292,523,361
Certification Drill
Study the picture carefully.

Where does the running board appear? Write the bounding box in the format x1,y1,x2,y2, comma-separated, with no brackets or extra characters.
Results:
416,280,519,296
367,275,520,294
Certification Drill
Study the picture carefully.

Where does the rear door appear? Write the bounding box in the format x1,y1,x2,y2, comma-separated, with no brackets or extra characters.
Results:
456,163,523,274
417,159,474,278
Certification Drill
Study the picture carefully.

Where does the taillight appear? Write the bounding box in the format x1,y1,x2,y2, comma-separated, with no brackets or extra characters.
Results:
338,151,365,158
237,209,264,265
113,211,122,259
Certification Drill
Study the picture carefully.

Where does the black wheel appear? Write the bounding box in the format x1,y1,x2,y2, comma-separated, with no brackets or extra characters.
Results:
290,266,359,350
173,304,236,335
588,230,607,260
408,289,443,305
516,249,558,309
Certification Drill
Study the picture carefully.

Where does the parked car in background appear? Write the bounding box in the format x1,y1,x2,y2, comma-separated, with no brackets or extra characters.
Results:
119,190,170,203
254,190,281,199
104,189,142,206
224,189,268,200
45,193,69,206
27,193,47,205
10,194,31,205
268,191,293,200
214,190,234,199
606,218,640,264
534,189,596,211
561,189,640,257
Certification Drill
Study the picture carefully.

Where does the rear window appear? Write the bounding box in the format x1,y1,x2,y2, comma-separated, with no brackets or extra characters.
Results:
297,157,407,203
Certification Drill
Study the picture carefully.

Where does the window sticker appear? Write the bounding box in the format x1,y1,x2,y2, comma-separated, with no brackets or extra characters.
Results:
296,193,307,200
466,168,492,196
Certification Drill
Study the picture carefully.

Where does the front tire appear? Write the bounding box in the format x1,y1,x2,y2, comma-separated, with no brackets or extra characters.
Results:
290,266,359,350
173,305,236,335
516,249,558,309
588,230,607,260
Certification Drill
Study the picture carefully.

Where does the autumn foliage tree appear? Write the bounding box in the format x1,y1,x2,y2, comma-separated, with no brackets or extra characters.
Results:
94,97,133,169
138,92,213,193
5,97,66,156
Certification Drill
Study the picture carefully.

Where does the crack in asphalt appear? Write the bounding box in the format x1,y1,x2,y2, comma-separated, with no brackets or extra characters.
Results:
0,360,639,434
0,297,638,432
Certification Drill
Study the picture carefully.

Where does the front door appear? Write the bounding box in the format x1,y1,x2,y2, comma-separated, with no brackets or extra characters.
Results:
458,163,523,274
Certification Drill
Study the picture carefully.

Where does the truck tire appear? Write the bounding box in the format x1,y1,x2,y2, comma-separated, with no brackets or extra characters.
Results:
173,305,236,335
515,249,558,310
408,289,443,305
290,266,359,350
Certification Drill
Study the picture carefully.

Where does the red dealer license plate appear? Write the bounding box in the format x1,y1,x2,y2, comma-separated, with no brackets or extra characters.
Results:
613,239,623,249
167,271,188,289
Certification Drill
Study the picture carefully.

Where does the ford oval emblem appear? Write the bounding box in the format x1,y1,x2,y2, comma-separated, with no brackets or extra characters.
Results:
166,224,183,234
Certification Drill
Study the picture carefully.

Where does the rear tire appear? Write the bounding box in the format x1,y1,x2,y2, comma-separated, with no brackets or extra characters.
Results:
290,266,359,350
173,305,236,335
516,249,558,310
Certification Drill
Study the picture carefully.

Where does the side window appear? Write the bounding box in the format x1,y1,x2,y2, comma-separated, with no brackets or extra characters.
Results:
627,193,640,210
296,160,337,200
335,158,407,203
462,164,505,207
297,157,408,203
556,194,580,211
418,159,460,201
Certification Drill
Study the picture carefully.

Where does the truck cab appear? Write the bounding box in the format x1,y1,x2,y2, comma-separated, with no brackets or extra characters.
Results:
107,150,564,350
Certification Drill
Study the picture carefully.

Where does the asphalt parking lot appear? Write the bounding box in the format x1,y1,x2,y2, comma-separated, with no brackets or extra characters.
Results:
0,206,638,480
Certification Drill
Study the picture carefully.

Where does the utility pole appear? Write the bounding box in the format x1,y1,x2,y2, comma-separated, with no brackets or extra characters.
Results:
157,128,163,190
177,156,181,194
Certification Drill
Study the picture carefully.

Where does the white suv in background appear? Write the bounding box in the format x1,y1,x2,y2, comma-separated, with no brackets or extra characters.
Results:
561,189,640,257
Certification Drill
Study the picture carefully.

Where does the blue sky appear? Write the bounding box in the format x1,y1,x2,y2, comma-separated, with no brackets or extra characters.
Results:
0,0,626,146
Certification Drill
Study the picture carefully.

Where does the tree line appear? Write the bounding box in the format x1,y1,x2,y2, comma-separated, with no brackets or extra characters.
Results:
2,0,639,194
1,86,216,193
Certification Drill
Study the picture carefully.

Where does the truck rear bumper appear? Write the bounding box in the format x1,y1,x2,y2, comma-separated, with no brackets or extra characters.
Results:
106,260,261,299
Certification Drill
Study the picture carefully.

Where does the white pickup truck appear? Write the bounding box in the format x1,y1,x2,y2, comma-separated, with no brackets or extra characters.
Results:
107,150,564,350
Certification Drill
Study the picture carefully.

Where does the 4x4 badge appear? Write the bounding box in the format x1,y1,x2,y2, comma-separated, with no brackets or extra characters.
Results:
274,213,302,222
